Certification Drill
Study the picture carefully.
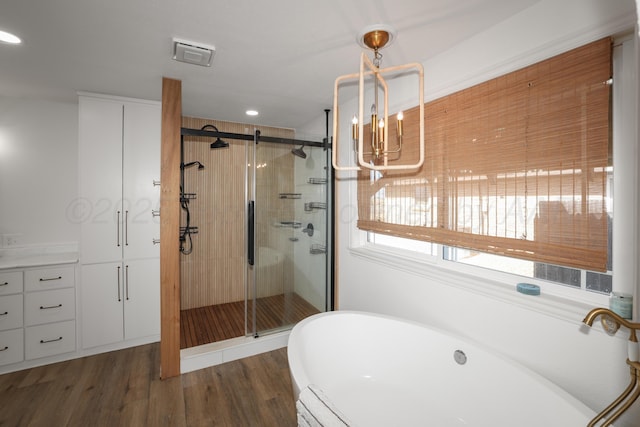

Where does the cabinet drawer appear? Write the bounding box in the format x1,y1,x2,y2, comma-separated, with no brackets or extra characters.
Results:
0,294,23,331
25,266,74,291
25,320,76,360
0,329,24,366
25,288,75,326
0,271,23,295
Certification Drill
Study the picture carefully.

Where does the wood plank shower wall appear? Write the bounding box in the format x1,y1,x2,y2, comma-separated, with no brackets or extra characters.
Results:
180,117,295,310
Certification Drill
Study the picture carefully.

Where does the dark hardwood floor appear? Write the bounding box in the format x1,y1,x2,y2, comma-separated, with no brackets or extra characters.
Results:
180,293,320,349
0,344,297,427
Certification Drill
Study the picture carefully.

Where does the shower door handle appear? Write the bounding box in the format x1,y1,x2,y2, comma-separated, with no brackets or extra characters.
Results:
248,201,255,266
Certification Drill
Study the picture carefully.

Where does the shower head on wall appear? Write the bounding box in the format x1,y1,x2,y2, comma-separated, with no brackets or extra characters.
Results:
201,124,229,149
181,161,205,170
210,139,229,149
292,144,307,159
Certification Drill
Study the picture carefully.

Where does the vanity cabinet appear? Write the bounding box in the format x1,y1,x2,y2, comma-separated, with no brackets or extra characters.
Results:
0,270,24,366
78,93,161,351
0,265,77,368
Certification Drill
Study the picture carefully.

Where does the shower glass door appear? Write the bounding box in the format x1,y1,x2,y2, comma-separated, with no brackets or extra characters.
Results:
247,133,330,337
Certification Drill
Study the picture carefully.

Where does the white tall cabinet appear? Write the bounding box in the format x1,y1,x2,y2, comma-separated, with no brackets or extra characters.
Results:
78,93,161,350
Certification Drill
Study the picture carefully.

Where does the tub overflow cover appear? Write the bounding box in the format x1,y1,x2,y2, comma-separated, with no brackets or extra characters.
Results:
454,350,467,365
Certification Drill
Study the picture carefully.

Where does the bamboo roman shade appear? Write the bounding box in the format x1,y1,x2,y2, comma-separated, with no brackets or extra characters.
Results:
357,38,612,272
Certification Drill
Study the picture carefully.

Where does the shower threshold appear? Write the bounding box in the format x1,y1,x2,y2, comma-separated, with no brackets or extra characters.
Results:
180,330,290,374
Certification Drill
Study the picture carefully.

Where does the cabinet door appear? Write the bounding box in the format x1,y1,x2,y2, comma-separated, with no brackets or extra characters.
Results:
122,101,161,260
79,97,124,264
123,258,160,341
80,263,124,348
0,329,24,366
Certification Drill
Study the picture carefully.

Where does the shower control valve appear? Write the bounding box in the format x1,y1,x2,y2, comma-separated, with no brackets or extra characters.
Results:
302,223,314,237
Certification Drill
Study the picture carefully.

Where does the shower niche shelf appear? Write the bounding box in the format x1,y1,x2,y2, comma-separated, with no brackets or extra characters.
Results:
279,193,302,199
276,221,302,228
180,226,199,235
304,202,327,211
310,244,327,254
308,177,327,185
180,192,197,202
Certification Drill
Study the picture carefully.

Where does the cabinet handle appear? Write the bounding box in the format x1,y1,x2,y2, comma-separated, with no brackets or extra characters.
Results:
39,276,62,282
125,264,130,301
117,210,121,247
152,209,160,217
125,210,129,246
0,346,8,351
153,180,161,187
0,282,8,286
40,304,62,310
0,311,7,316
40,337,63,344
117,265,122,302
152,238,160,245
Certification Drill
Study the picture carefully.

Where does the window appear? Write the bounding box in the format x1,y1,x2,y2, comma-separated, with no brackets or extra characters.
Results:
358,38,613,280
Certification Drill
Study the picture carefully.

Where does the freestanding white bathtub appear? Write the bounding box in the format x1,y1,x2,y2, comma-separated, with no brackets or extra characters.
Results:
288,311,598,426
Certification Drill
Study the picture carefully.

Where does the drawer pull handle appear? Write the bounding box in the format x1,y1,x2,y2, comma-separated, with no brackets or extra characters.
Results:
152,209,160,217
153,180,161,187
39,276,62,282
40,304,62,310
152,238,160,245
0,282,8,286
0,311,7,316
40,337,63,344
0,346,8,352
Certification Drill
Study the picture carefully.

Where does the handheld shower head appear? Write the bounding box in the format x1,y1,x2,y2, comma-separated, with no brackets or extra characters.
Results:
181,161,204,170
292,144,307,159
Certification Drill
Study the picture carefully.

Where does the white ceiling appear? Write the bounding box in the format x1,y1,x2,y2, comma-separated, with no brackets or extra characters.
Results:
1,0,541,131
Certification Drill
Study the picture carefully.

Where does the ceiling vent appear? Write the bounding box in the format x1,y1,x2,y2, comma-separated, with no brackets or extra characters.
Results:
172,38,215,67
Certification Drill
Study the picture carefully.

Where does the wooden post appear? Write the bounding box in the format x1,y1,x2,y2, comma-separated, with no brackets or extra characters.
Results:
160,77,182,378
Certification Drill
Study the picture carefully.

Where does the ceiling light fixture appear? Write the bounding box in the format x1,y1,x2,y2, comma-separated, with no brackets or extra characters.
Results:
332,24,424,172
0,30,21,45
246,110,259,116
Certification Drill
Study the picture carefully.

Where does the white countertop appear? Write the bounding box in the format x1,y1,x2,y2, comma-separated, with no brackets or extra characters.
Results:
0,246,78,269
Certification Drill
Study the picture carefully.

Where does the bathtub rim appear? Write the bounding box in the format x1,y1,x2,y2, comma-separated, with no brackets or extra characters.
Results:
287,310,597,420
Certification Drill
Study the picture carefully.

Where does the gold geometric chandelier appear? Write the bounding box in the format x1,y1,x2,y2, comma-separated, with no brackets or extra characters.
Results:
332,24,425,171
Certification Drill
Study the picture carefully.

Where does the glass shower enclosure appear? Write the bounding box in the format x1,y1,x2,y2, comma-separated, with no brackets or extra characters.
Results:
247,131,331,337
179,123,331,348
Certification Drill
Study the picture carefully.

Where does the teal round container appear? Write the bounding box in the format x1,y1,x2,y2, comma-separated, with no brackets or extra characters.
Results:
609,292,633,319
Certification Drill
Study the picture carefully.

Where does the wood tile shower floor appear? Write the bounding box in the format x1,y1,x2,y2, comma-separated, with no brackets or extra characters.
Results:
180,293,320,349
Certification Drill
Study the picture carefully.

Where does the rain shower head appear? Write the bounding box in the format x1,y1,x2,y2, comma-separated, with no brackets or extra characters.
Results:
292,144,307,159
201,124,229,149
210,138,229,149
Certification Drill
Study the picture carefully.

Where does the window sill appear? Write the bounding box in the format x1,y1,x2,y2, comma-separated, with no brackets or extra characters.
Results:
348,244,610,326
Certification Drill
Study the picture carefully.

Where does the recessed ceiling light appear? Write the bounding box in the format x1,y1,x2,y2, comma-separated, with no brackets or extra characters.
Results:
0,30,21,45
246,110,259,116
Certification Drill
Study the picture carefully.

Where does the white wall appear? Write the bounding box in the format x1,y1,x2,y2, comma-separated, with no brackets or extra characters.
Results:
0,97,79,248
334,0,640,425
